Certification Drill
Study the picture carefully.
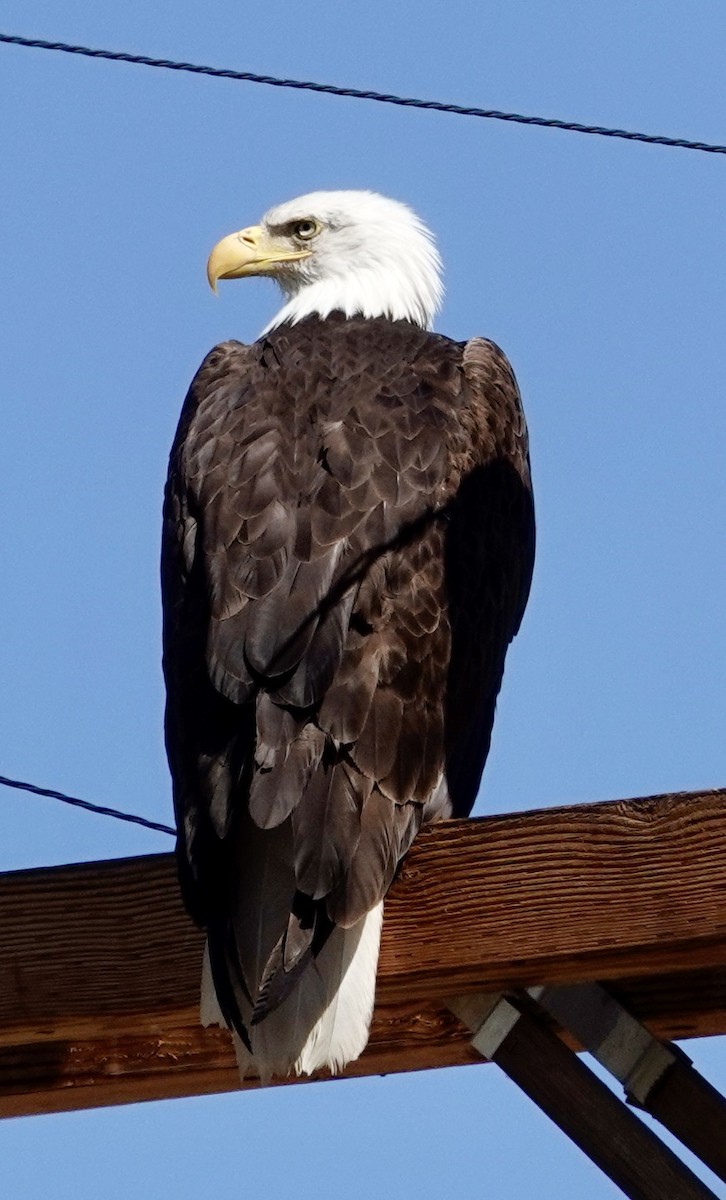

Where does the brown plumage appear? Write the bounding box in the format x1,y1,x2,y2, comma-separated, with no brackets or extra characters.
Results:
162,311,534,1074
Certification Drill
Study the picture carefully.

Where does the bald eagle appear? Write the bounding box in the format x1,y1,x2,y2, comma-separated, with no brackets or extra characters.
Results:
162,190,534,1079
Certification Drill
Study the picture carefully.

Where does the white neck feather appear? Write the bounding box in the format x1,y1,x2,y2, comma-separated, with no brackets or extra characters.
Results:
262,268,439,335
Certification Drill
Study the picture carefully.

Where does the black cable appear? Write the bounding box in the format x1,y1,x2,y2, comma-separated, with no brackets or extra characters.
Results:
2,31,726,157
0,773,175,836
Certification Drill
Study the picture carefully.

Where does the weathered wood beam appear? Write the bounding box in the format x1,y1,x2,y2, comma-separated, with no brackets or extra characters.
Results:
0,788,724,1117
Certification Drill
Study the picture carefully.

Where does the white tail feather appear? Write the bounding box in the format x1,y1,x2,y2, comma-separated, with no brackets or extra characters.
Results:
200,901,384,1081
200,940,225,1028
295,899,383,1075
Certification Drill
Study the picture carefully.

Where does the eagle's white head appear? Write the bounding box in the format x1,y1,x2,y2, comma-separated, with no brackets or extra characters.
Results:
206,190,444,335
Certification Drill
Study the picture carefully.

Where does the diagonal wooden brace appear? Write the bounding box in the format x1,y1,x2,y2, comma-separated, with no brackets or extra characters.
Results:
529,982,726,1185
449,991,718,1200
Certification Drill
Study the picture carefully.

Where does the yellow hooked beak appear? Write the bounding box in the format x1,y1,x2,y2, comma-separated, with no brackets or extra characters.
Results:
206,225,313,292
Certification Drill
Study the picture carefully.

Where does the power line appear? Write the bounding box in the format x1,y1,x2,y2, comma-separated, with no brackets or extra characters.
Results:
0,773,175,836
2,31,726,157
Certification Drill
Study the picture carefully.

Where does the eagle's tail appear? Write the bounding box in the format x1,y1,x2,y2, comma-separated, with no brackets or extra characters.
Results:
201,899,383,1083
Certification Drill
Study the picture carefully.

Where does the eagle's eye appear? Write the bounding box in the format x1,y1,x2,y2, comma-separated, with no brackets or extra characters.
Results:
293,219,320,241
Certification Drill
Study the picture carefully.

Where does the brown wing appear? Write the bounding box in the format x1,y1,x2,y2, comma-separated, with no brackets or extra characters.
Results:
161,317,534,1033
441,338,535,811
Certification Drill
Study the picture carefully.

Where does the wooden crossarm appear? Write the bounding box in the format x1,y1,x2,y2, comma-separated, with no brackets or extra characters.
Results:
0,787,725,1117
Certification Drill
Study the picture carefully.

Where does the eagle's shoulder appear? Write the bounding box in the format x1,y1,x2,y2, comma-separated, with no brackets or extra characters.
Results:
460,336,531,482
191,338,255,384
171,339,256,448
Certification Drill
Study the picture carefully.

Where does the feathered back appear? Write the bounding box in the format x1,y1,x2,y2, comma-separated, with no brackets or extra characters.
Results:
162,314,534,1071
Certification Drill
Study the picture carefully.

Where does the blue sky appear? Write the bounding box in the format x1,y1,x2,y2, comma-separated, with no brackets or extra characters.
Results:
1,2,725,1197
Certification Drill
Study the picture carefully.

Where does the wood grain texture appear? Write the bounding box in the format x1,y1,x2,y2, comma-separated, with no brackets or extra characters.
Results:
0,788,725,1116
